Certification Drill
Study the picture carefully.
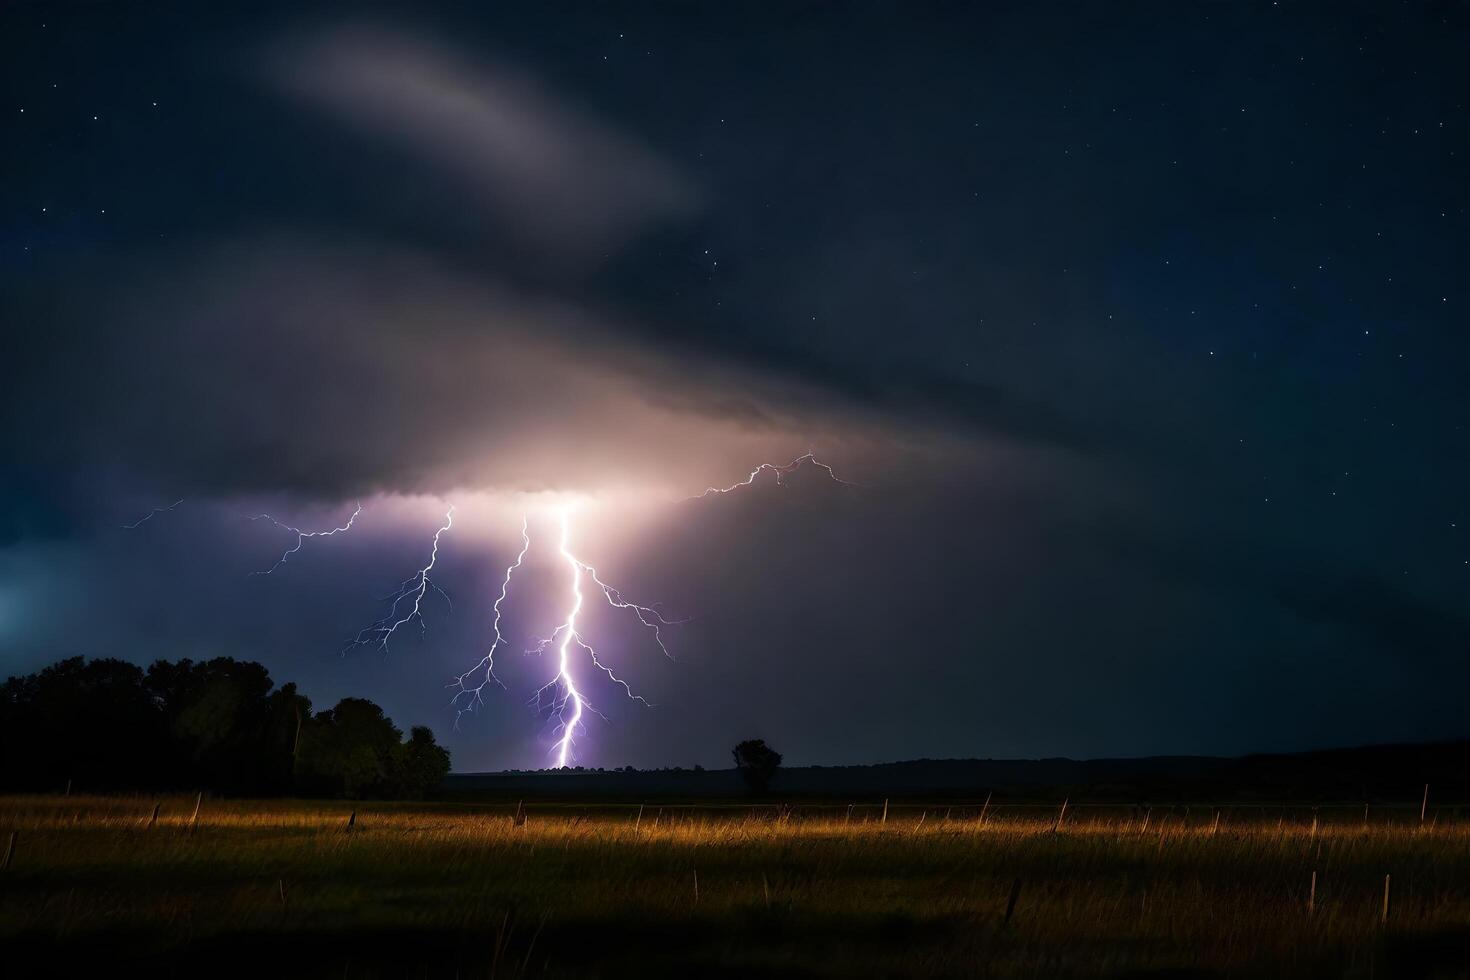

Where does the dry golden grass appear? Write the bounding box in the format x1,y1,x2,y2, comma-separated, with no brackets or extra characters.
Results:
1,795,1468,978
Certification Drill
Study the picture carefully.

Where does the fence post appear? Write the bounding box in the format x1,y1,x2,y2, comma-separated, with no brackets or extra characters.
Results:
1053,797,1069,832
1003,878,1023,926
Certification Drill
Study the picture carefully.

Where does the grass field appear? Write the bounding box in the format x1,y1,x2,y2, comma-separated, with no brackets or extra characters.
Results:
2,795,1468,978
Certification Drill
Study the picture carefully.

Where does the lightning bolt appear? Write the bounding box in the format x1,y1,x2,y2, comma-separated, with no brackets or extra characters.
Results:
577,556,686,661
248,501,362,574
448,516,530,720
451,508,674,766
532,509,667,766
122,499,184,529
116,454,849,769
541,510,590,767
345,506,454,652
689,452,855,499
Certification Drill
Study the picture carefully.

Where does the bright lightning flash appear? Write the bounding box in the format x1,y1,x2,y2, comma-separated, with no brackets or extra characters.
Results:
118,454,850,768
532,509,671,767
690,451,856,499
542,510,588,767
248,501,362,574
345,506,454,652
447,453,850,766
449,517,531,720
450,506,678,767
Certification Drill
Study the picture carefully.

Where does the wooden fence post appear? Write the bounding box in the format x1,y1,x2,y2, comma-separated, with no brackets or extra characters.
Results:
1003,878,1023,926
1053,797,1069,832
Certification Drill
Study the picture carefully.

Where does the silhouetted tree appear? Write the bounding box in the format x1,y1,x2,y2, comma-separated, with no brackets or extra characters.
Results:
732,738,783,795
0,657,447,798
296,698,403,798
146,658,280,794
264,682,314,792
0,657,165,791
395,726,452,799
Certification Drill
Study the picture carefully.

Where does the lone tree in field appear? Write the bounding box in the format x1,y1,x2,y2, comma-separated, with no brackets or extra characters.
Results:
732,739,783,795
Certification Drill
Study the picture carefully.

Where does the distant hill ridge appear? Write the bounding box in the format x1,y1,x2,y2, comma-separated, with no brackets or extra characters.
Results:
446,739,1470,802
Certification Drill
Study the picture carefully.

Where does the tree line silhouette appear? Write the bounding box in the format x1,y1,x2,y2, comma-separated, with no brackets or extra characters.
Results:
0,656,449,798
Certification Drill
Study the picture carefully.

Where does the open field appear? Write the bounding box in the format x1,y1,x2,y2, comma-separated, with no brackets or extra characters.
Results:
2,796,1468,978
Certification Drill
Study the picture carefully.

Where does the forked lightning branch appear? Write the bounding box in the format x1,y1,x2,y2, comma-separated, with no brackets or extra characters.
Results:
215,454,849,766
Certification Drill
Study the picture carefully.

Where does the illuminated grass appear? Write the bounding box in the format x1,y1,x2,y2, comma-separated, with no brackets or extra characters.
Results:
1,796,1467,977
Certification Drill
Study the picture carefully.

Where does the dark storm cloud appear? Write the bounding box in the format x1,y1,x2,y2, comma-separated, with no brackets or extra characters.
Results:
1274,576,1470,665
2,24,1090,522
4,234,1016,511
266,26,698,266
4,239,776,499
1080,515,1470,669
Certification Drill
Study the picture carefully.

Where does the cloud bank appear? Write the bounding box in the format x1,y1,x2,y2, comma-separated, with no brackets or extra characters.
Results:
267,26,698,265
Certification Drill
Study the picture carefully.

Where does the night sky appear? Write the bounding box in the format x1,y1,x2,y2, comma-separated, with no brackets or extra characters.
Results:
3,2,1467,772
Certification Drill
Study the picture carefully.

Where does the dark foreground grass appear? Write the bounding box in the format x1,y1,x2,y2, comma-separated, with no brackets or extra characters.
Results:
1,796,1468,978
